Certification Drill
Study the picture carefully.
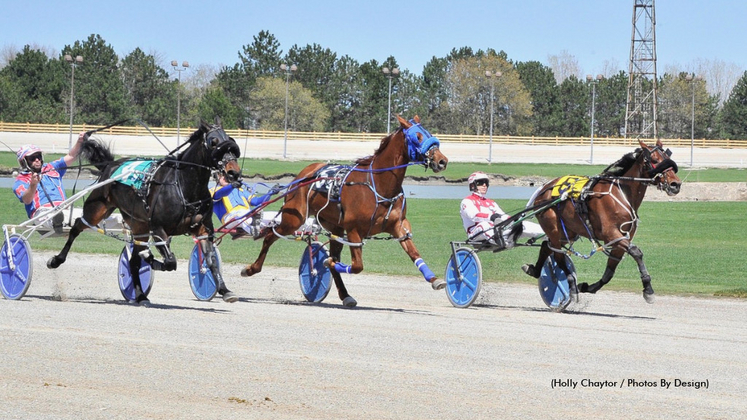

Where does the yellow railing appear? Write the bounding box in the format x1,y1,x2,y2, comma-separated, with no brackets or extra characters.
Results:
2,121,747,149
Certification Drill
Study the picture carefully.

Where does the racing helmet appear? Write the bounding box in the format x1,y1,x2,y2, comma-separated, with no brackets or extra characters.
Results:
468,171,490,191
16,144,43,172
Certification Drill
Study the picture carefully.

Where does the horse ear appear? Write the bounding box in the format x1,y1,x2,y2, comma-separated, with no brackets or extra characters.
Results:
638,139,648,149
396,114,410,129
214,116,222,127
656,138,664,148
200,119,210,131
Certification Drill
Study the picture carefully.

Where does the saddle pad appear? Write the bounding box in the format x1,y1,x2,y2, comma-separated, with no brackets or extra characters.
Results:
111,160,156,190
310,164,352,201
551,175,590,199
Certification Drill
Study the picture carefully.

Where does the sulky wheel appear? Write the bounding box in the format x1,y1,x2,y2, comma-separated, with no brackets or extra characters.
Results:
118,245,154,302
187,243,220,301
298,241,332,303
444,247,482,308
538,255,575,312
1,234,33,300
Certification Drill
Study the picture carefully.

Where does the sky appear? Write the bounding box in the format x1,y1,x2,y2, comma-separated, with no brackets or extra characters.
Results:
1,0,745,79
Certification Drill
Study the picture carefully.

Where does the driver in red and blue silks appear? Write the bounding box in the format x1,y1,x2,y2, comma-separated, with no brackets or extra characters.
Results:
13,133,87,226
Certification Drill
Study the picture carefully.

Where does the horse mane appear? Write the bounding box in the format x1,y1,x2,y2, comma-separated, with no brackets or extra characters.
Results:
354,129,400,166
602,149,641,176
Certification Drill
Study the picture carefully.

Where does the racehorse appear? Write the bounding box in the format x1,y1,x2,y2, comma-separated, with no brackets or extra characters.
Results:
241,115,449,307
521,139,681,303
46,120,243,305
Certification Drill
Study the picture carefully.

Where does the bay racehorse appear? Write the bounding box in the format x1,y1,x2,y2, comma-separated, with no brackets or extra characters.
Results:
521,139,681,303
47,120,243,305
241,115,448,307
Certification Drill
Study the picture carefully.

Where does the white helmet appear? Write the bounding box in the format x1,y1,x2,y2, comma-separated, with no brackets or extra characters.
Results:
17,144,43,172
468,171,490,191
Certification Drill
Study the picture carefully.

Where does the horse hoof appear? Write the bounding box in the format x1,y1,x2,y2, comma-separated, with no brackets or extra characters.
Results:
222,291,239,303
240,267,252,277
521,264,537,278
46,257,60,269
430,278,446,291
643,292,655,304
323,257,334,269
342,296,357,307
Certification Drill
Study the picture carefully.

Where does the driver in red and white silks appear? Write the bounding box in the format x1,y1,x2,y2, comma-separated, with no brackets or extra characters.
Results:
460,171,544,247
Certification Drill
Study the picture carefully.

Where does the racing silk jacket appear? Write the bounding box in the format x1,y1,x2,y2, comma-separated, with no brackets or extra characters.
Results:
13,159,68,218
211,184,271,223
459,192,509,234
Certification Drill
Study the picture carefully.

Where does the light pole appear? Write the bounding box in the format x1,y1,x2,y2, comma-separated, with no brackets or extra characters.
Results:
686,74,698,166
587,74,603,164
382,66,400,133
171,60,189,146
485,70,501,164
281,63,297,159
65,54,83,149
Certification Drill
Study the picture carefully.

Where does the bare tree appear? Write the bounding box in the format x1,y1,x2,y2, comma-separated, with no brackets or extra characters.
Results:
547,50,581,83
693,58,742,106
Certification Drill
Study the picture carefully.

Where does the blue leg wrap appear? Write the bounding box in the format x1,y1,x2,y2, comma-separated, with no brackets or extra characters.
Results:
414,258,435,281
333,262,352,274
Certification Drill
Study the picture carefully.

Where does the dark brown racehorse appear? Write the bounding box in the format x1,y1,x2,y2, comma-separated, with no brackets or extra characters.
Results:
47,121,243,305
522,139,681,303
241,115,449,307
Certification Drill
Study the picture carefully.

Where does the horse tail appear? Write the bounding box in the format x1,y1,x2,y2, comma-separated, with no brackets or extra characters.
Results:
80,138,115,172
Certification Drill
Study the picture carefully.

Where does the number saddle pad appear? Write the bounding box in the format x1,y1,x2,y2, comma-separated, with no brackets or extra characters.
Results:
550,175,591,200
111,159,157,190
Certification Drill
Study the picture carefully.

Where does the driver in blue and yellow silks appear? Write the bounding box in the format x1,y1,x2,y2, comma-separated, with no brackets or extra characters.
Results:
211,175,273,237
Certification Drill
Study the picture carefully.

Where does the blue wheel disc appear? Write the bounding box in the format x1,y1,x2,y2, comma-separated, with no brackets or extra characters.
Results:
1,234,33,300
118,245,154,302
298,242,331,303
188,244,219,301
538,255,574,311
445,247,482,308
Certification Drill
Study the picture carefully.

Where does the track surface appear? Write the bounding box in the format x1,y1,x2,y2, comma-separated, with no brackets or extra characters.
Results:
1,251,745,419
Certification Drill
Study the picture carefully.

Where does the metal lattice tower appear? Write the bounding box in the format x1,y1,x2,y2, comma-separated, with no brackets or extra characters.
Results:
624,0,658,139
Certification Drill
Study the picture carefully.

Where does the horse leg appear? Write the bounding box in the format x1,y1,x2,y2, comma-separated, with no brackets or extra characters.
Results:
129,244,150,306
521,240,551,279
397,235,444,290
242,208,304,277
553,251,579,303
628,244,654,303
325,237,356,307
577,250,625,295
47,201,109,269
200,238,238,303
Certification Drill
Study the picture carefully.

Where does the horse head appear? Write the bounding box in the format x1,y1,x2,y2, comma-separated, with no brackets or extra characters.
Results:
199,119,242,183
397,115,448,173
639,139,681,196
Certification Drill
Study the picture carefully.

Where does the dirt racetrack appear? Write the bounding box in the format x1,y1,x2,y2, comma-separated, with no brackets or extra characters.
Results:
1,251,745,419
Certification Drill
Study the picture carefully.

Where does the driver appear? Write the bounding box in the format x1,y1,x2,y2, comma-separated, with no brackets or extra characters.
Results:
459,171,544,248
13,133,87,231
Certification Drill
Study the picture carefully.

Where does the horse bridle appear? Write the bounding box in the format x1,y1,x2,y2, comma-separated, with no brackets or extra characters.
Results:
642,146,678,190
403,122,441,168
205,126,241,176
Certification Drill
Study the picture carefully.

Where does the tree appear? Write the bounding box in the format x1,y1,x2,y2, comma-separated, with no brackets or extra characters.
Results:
547,50,581,84
325,55,364,132
515,60,562,136
557,76,589,137
248,76,329,131
120,48,175,126
0,45,66,123
594,71,628,137
239,30,283,78
444,54,533,136
719,71,747,139
63,34,130,125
